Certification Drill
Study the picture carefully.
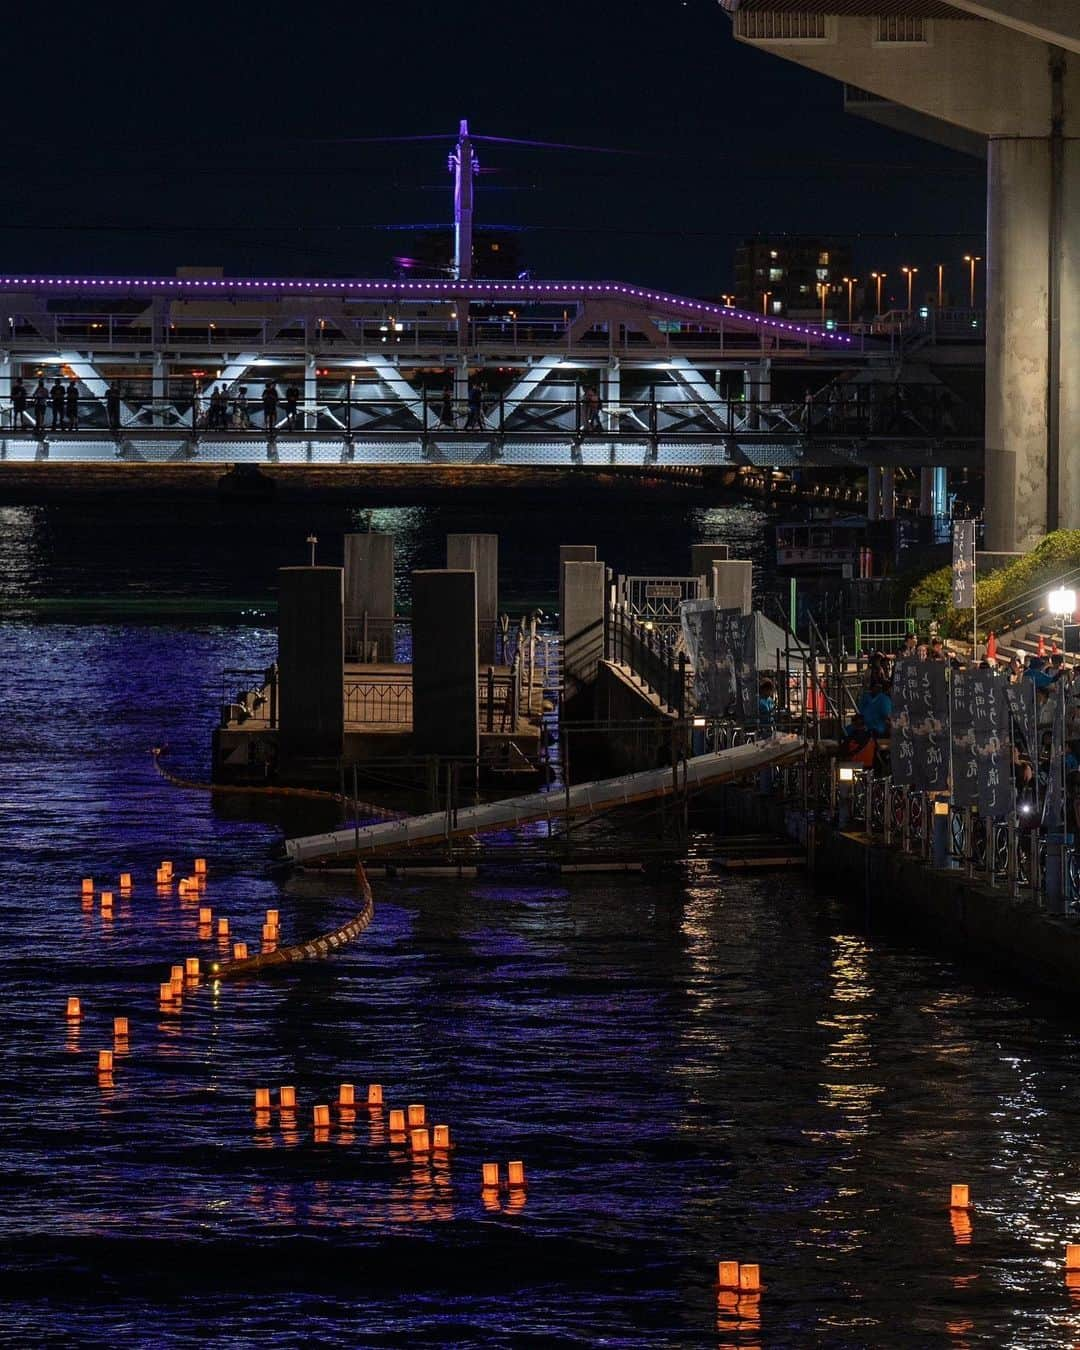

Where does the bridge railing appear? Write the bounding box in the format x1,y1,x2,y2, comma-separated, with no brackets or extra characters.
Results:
605,602,688,717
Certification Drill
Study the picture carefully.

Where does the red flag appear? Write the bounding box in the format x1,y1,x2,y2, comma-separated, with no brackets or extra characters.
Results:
1038,633,1046,658
986,631,997,661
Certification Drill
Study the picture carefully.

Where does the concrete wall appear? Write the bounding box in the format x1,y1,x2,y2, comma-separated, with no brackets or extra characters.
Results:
559,544,597,620
447,533,497,663
278,566,344,772
344,532,394,660
713,560,752,615
412,569,478,763
561,560,607,716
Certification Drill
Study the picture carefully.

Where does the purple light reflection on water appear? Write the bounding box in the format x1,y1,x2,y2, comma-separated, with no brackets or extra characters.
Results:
3,616,1080,1343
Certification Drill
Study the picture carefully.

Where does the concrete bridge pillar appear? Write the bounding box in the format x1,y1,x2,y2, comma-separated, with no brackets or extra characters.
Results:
867,465,881,522
713,559,753,615
562,560,606,715
559,544,597,621
882,466,897,521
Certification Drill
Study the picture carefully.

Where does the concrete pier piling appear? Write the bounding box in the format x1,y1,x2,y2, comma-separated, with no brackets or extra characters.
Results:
447,533,498,664
277,566,344,780
559,545,598,620
690,543,730,582
711,560,753,616
412,569,479,767
561,560,607,716
344,532,395,661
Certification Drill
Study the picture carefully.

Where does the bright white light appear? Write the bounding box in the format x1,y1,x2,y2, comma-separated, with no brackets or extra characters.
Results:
1049,588,1076,616
838,765,855,782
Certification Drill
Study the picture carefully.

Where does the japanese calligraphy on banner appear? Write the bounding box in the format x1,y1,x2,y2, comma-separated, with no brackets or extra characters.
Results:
680,601,735,717
952,521,976,608
950,668,978,807
1004,680,1037,761
892,656,948,791
914,658,949,791
735,613,759,724
971,669,1012,819
890,656,920,787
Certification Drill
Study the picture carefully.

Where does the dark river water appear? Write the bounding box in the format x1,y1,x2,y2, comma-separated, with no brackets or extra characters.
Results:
3,499,1080,1347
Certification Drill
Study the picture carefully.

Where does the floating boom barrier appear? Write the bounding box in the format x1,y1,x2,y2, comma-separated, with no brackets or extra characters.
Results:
284,735,805,867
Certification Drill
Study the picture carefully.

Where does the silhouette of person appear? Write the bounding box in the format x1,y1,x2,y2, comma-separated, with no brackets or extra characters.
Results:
50,379,65,430
65,378,79,431
33,378,47,433
11,377,27,430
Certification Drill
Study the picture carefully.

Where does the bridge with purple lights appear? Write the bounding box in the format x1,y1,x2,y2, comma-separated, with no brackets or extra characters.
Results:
0,272,981,473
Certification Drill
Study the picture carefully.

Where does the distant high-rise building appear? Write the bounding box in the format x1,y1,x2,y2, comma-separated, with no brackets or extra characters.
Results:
733,236,854,320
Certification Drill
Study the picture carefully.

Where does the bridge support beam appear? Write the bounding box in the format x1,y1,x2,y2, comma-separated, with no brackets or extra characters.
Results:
726,8,1080,550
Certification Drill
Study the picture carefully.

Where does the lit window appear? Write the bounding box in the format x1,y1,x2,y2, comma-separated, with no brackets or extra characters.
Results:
819,251,830,265
769,250,778,260
769,267,784,282
771,300,783,314
799,284,809,294
816,267,828,281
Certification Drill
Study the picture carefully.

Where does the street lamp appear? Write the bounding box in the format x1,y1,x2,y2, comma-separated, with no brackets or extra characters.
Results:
901,265,918,312
721,294,734,307
937,263,945,308
818,281,828,326
870,271,886,315
1049,587,1076,650
963,254,982,307
762,291,771,315
842,276,858,325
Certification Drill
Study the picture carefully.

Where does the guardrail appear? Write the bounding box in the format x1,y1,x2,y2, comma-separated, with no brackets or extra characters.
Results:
605,602,688,717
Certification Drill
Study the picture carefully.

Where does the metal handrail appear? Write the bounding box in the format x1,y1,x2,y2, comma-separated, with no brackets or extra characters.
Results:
978,561,1080,631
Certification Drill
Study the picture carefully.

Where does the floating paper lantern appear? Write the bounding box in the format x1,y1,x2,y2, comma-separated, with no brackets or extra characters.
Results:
280,1086,296,1110
411,1128,431,1153
367,1084,383,1107
339,1084,355,1107
97,1049,113,1072
232,942,248,961
313,1104,330,1128
481,1162,500,1189
717,1261,740,1289
407,1104,425,1127
388,1109,405,1132
950,1184,970,1210
507,1160,526,1188
66,997,82,1020
113,1017,128,1039
433,1125,451,1150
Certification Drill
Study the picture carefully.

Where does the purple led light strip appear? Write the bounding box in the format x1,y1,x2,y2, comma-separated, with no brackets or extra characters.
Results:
0,275,854,344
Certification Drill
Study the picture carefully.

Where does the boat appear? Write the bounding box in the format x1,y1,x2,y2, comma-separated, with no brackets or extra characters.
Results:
773,514,877,577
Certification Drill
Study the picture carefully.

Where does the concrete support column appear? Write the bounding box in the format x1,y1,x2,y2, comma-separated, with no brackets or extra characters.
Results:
0,354,10,431
454,354,469,408
882,466,897,521
562,560,606,713
412,569,478,765
919,466,934,516
867,465,881,522
447,533,498,664
559,544,597,620
344,532,395,661
277,566,344,777
742,361,771,430
691,544,730,591
713,559,753,615
152,353,165,428
603,357,620,432
304,355,317,430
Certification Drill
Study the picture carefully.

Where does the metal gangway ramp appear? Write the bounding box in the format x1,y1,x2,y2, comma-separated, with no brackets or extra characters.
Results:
284,735,805,866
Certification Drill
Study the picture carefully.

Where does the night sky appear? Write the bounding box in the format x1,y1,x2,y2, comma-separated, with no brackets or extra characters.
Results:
2,0,985,303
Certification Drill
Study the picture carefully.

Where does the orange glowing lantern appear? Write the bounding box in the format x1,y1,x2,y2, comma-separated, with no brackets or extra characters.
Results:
717,1261,740,1289
100,891,114,909
254,1088,270,1111
217,917,229,937
81,878,94,896
339,1083,355,1107
313,1104,330,1128
388,1109,406,1132
119,873,132,890
169,975,184,997
410,1127,431,1153
407,1104,426,1127
738,1265,761,1292
507,1160,526,1188
113,1017,129,1039
232,942,248,960
66,997,82,1020
266,909,279,927
161,861,173,878
280,1086,296,1110
481,1162,500,1190
97,1049,113,1073
950,1184,971,1210
185,957,200,978
198,907,212,925
159,982,174,1002
261,924,277,942
1067,1244,1080,1270
194,858,207,875
433,1125,451,1150
367,1084,383,1107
